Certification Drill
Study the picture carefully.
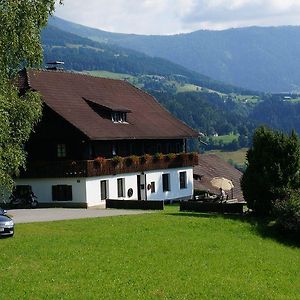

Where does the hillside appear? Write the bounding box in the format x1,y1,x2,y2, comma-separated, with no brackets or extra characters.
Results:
42,20,300,153
49,17,300,93
42,25,247,94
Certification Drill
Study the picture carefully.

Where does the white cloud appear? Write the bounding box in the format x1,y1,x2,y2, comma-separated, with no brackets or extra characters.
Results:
54,0,300,34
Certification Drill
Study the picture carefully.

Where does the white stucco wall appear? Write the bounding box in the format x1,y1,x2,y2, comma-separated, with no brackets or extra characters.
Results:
145,167,193,201
15,166,194,207
85,173,139,206
15,178,87,204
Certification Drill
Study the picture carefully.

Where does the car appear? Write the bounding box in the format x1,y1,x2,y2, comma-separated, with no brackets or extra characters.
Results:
0,208,14,237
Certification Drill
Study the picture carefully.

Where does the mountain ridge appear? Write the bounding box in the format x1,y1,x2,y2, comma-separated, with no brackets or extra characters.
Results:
49,17,300,92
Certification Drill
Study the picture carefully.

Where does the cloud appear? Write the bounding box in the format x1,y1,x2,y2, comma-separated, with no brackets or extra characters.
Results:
54,0,300,34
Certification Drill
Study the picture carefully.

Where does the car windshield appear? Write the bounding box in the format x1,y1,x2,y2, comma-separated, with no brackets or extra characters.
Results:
0,208,5,215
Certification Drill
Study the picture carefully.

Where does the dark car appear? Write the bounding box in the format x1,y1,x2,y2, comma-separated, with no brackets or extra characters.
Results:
0,208,14,237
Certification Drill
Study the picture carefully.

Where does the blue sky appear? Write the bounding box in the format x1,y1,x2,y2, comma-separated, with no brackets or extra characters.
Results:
55,0,300,35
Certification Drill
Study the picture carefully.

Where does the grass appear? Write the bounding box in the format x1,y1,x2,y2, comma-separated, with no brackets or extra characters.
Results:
1,206,300,299
232,94,261,104
210,133,239,144
84,70,136,81
206,148,248,165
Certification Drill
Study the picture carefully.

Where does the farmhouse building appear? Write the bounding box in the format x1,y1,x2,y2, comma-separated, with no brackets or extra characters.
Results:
17,69,199,207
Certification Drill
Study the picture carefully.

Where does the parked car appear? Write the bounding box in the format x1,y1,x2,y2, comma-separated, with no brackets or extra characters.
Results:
0,208,14,237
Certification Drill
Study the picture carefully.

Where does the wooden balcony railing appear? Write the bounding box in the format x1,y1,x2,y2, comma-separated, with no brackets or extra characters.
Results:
21,153,199,178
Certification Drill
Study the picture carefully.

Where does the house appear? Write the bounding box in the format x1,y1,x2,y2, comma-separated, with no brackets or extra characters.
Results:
16,69,199,207
193,154,244,202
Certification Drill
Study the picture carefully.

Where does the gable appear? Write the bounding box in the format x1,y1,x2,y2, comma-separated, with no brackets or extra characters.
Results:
23,69,199,140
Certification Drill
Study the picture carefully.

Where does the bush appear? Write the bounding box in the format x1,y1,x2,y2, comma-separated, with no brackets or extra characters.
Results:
241,126,300,216
274,190,300,233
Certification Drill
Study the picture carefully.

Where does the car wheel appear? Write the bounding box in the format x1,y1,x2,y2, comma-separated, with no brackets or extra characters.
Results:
31,200,38,209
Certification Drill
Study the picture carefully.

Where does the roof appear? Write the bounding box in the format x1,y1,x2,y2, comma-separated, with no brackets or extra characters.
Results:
193,154,244,202
21,69,198,140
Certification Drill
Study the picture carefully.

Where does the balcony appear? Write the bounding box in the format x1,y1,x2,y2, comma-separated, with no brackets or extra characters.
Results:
21,153,199,178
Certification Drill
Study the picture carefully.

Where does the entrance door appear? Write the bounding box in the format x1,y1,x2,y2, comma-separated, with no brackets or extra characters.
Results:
137,174,147,200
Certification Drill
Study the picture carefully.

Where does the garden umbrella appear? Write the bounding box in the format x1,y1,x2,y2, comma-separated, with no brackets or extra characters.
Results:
210,177,234,191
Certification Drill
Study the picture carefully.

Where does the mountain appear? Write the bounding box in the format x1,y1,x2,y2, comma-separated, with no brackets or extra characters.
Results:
49,17,300,93
42,24,249,94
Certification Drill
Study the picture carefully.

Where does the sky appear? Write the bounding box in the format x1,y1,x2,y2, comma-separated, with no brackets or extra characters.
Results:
55,0,300,35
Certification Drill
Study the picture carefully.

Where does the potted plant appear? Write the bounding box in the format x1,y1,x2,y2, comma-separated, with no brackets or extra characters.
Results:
140,153,152,164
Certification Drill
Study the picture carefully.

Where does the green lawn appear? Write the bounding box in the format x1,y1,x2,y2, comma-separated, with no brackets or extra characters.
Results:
210,134,239,144
206,148,248,165
84,70,136,81
1,207,299,299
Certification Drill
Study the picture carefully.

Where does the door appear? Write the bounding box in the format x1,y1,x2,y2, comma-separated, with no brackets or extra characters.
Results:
137,174,147,200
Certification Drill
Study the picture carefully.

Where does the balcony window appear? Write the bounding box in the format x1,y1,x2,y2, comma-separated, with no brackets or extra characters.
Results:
179,171,187,189
162,173,170,192
57,144,66,158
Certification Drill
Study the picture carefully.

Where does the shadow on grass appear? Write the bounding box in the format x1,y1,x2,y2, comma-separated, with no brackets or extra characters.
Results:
167,211,300,248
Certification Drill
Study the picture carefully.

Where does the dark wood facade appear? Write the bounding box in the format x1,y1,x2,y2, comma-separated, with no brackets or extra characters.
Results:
26,106,185,162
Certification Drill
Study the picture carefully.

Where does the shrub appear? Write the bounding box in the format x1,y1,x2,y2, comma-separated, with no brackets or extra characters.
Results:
274,190,300,233
241,126,300,216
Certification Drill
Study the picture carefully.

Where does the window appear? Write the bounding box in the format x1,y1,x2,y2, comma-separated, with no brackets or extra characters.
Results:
57,144,66,158
52,185,72,201
179,171,187,189
162,173,170,192
151,181,155,193
117,178,125,197
112,112,127,123
100,180,108,200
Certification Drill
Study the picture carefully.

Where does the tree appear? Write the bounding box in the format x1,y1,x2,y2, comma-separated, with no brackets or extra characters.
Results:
241,126,300,215
0,1,61,198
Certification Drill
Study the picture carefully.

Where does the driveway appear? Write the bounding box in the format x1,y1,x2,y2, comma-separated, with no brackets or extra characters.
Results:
8,208,151,224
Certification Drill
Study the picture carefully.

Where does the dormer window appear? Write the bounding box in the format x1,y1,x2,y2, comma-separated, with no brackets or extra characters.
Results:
83,97,131,124
111,112,127,123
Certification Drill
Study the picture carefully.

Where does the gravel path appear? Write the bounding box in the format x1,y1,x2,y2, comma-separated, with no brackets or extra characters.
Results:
7,208,151,224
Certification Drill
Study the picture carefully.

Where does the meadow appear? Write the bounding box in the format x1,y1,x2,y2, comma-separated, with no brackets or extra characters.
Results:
1,206,299,299
206,148,248,165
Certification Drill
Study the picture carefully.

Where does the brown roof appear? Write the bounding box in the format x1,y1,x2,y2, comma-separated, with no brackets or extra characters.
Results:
22,69,198,140
194,154,244,202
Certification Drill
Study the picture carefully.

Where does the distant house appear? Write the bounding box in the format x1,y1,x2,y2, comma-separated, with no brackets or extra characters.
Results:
193,154,244,202
16,69,199,207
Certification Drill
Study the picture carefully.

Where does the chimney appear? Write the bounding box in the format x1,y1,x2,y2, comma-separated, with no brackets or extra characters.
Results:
46,61,64,71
